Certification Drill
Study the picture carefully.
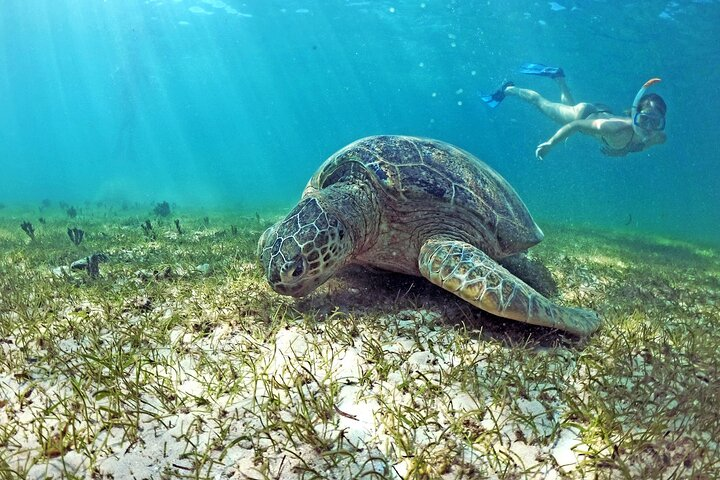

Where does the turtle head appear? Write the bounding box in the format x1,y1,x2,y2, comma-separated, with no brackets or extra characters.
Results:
257,196,353,297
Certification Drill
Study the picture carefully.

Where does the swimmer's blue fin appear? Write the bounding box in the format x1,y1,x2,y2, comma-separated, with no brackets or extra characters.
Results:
480,81,514,108
519,63,565,79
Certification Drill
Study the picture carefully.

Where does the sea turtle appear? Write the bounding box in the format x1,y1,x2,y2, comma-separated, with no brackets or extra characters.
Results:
258,135,600,336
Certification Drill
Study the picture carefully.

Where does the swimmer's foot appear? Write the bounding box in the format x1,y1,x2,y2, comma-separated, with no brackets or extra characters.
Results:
480,81,514,108
519,63,565,79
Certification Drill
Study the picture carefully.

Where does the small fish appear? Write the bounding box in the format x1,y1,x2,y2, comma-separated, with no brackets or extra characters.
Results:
549,2,566,11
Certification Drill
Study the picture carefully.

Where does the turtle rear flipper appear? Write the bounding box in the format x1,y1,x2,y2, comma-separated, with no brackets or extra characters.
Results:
499,253,557,298
418,238,601,336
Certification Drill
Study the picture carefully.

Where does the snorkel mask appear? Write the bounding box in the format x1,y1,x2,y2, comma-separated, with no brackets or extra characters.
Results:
632,78,665,132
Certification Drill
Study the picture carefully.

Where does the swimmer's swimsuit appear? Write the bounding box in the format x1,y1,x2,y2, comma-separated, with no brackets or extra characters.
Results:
582,104,644,155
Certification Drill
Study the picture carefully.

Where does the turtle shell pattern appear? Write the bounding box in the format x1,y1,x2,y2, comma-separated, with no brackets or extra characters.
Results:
303,135,544,268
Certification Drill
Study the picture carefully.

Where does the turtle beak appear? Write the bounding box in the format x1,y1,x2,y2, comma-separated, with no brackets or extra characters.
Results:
272,282,312,297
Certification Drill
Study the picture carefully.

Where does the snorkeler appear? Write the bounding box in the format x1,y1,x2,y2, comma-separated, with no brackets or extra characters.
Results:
481,63,667,160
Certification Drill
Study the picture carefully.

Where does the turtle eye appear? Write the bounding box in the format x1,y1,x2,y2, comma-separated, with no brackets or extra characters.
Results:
291,258,305,277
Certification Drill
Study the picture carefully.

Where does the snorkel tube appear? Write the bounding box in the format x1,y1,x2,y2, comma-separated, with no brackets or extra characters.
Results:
632,77,662,118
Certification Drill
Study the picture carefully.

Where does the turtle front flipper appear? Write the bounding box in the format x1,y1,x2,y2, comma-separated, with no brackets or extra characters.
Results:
418,238,601,336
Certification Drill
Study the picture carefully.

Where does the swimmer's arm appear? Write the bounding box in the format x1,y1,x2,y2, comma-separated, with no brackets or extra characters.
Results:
535,119,599,160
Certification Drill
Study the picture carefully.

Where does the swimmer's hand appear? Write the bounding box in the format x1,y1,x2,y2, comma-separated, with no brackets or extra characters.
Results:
535,142,553,160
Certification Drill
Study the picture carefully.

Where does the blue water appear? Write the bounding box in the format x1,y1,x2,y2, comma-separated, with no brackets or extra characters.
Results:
1,0,719,244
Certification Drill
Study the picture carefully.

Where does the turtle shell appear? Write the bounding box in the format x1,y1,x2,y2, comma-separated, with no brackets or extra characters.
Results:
304,135,543,258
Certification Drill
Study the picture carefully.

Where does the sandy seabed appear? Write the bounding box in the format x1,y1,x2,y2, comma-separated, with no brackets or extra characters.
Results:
0,207,718,479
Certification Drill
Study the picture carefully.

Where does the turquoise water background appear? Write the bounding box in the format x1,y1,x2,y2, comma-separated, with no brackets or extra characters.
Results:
1,0,718,244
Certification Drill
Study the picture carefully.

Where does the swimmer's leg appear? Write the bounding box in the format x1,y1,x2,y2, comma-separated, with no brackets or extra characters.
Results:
555,77,575,106
504,86,582,124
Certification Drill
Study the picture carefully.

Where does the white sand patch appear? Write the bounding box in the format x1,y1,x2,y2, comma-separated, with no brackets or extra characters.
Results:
336,384,379,446
551,426,585,473
273,325,308,358
27,451,89,479
407,349,439,371
383,336,415,353
515,397,558,440
0,305,650,478
508,441,542,470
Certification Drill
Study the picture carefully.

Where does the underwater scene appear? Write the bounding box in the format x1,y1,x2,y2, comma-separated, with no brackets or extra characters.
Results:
1,0,719,479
